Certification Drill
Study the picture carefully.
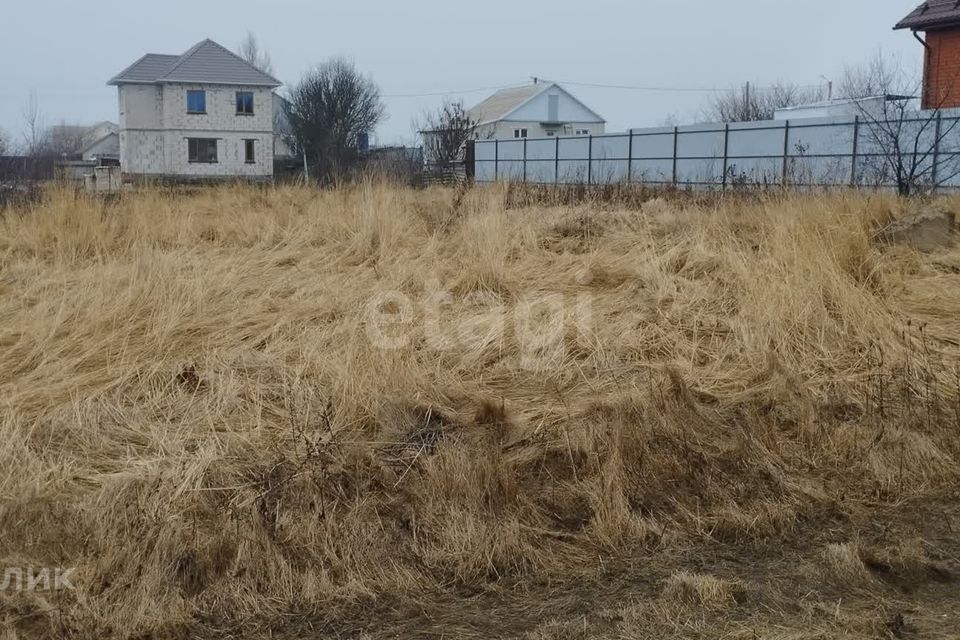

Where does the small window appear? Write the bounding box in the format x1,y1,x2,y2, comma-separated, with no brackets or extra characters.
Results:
244,139,256,164
188,138,218,163
186,90,206,114
575,129,590,136
546,131,555,137
513,128,528,139
236,92,254,115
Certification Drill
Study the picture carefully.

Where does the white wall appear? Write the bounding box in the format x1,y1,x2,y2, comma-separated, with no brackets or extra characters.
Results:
508,89,604,125
479,120,605,140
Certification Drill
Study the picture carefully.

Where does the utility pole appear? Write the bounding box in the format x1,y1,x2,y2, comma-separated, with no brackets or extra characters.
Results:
745,81,751,118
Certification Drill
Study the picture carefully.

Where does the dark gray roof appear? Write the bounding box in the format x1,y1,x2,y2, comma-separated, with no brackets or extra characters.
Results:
895,1,960,30
108,39,280,87
108,54,180,84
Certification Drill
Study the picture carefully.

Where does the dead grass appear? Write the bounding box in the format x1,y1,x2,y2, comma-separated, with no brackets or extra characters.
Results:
0,183,959,639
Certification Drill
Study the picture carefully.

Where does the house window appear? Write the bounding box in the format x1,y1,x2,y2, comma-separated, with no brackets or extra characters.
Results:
575,129,590,136
236,92,254,115
546,131,555,137
244,139,256,164
188,138,218,163
186,90,206,114
513,128,528,138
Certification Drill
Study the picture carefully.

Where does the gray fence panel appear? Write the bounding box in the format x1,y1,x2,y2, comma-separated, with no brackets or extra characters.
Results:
677,127,726,159
788,122,852,156
633,131,675,159
725,157,783,182
471,107,960,190
676,158,724,184
526,159,556,183
592,134,630,160
591,159,629,184
630,159,674,183
558,137,590,160
498,140,524,161
475,142,497,161
526,139,556,161
557,160,588,184
727,124,784,158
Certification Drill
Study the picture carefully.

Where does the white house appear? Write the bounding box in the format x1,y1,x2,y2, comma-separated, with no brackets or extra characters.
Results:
108,39,282,181
79,122,120,162
50,121,119,162
420,81,605,166
468,82,605,140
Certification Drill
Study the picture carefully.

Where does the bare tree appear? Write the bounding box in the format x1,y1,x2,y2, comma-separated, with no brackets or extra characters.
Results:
285,58,385,183
0,128,9,156
703,82,825,122
21,91,51,158
844,54,960,196
659,112,682,127
237,32,274,76
417,100,480,170
837,50,902,100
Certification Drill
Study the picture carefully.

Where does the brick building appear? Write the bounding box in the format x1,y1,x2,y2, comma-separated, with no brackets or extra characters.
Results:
897,1,960,109
108,39,282,180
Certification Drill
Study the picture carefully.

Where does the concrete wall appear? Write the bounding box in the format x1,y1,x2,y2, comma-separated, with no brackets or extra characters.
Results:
117,83,274,178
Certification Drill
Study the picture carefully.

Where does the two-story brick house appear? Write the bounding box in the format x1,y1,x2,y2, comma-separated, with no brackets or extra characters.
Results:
108,39,282,181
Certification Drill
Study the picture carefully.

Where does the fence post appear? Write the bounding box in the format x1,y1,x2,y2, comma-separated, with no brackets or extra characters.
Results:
781,120,790,186
672,126,679,186
721,124,730,189
522,137,528,183
494,139,499,182
554,135,560,185
587,135,593,185
931,111,942,191
850,116,859,187
627,131,633,184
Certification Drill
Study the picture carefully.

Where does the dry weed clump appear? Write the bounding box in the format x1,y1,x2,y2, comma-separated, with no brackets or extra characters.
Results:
0,183,958,638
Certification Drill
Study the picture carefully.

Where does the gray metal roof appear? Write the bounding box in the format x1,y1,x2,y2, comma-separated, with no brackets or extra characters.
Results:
895,1,960,30
108,39,280,87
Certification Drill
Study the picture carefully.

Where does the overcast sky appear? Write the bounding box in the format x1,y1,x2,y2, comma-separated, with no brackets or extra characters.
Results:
0,0,923,146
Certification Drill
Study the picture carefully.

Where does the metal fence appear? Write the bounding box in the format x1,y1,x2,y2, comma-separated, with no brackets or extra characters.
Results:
472,110,960,190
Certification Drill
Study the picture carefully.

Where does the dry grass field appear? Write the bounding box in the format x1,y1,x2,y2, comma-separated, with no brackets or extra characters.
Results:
1,183,959,639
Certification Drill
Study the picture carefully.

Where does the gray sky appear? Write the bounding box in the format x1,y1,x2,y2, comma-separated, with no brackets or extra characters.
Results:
0,0,923,146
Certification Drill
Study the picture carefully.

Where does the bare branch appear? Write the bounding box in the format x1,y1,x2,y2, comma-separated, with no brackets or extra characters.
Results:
237,32,274,76
417,101,480,170
702,81,825,122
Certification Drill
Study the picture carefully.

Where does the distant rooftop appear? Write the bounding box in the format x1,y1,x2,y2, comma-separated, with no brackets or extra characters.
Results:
775,95,913,112
108,39,280,87
895,1,960,31
467,83,552,125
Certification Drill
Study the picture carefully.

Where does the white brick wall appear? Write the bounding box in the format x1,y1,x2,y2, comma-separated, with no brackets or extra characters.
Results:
118,83,275,179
